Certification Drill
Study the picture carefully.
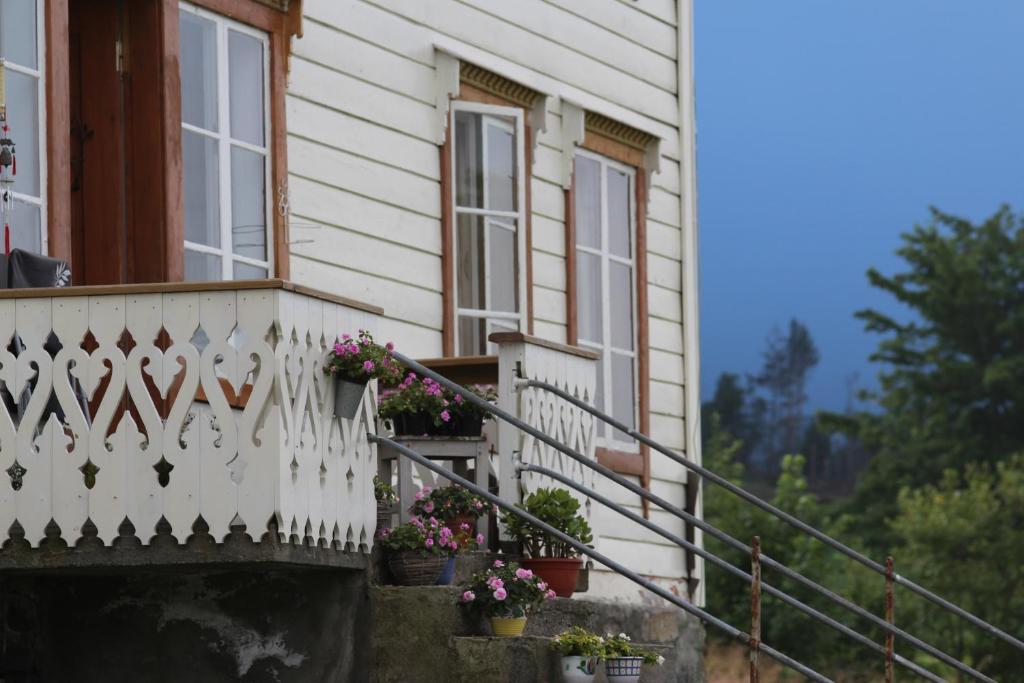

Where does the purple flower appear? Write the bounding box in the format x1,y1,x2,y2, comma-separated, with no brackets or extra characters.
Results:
544,589,557,600
461,591,475,602
493,560,505,568
363,360,375,373
454,394,464,404
515,568,534,580
385,341,395,351
440,410,451,422
425,538,434,548
476,533,485,546
423,501,435,513
459,523,471,531
342,333,351,340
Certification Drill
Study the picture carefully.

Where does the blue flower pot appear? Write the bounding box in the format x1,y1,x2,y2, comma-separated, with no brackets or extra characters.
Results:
435,556,457,585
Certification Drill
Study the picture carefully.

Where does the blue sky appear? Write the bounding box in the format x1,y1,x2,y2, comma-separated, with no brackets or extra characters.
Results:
695,1,1024,411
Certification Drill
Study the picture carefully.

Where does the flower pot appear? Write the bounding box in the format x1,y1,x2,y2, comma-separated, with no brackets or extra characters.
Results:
451,413,484,437
605,656,643,682
489,616,528,637
521,557,583,598
334,378,368,419
392,412,429,436
435,556,457,585
560,655,599,682
443,514,477,547
387,551,446,586
376,501,392,534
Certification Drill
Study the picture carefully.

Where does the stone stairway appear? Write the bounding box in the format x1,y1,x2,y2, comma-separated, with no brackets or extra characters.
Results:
368,584,705,682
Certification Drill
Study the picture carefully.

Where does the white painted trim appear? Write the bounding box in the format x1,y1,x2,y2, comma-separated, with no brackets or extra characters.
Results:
560,100,585,189
434,50,460,145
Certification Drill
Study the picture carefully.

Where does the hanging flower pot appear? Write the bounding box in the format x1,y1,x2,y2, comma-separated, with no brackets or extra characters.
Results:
334,378,368,419
604,656,644,682
386,550,446,586
521,557,583,598
560,655,599,682
324,330,403,420
489,616,528,637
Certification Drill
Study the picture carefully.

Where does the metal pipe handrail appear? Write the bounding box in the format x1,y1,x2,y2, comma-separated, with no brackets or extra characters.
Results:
523,376,1024,654
520,463,954,683
392,351,999,679
369,434,833,683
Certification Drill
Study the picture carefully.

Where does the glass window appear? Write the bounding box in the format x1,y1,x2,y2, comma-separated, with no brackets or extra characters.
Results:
0,0,45,254
452,104,525,355
180,3,270,281
574,151,637,448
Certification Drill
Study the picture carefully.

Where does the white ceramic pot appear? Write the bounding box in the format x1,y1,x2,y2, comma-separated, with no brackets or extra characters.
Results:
560,655,599,682
605,656,643,682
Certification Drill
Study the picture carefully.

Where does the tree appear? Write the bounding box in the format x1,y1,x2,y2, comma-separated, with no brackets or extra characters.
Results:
754,319,820,472
702,372,760,466
831,206,1024,546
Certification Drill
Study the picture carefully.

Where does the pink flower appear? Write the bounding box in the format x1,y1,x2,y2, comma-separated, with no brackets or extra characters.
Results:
459,523,471,531
342,333,352,340
440,410,451,422
545,590,557,600
454,394,464,404
473,500,484,510
385,341,395,351
425,538,434,548
493,560,505,568
348,343,359,354
493,587,508,601
537,581,548,592
428,517,439,528
414,491,424,501
476,533,485,546
334,342,346,355
363,360,375,373
423,501,435,513
487,577,504,590
515,568,534,580
461,591,475,602
409,373,417,380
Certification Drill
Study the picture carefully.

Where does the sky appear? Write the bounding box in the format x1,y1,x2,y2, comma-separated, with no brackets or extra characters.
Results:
694,1,1024,412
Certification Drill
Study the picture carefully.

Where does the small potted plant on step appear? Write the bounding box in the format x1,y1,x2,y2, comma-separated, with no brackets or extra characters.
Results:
374,475,398,534
459,559,555,636
550,626,604,682
501,487,593,598
409,484,488,547
601,633,664,682
325,330,403,419
377,516,460,586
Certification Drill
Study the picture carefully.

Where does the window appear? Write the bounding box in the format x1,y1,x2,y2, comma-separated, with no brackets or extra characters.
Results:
574,150,638,449
180,3,271,282
451,101,527,355
0,0,46,253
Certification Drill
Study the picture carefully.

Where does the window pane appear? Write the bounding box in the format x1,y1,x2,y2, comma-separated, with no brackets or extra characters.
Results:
488,219,517,313
485,121,515,212
230,146,266,261
6,70,39,197
234,261,268,280
0,0,37,68
456,214,485,311
610,261,634,350
607,167,632,258
7,199,40,253
458,316,487,356
183,130,220,247
611,352,636,438
576,250,603,344
228,30,265,146
454,111,482,209
574,155,600,249
180,11,218,131
185,250,221,282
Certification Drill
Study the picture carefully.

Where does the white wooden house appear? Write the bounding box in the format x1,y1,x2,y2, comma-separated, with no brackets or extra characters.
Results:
0,0,702,605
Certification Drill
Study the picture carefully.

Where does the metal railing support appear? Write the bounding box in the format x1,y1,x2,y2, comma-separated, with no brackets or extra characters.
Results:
522,376,1024,655
390,352,997,683
369,434,834,683
886,556,896,683
750,536,762,683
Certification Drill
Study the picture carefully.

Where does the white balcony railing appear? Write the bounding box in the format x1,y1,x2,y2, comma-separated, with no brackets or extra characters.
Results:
0,281,380,555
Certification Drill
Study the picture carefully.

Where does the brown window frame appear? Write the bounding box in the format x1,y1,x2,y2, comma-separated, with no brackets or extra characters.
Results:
43,0,300,283
565,127,651,501
440,69,537,358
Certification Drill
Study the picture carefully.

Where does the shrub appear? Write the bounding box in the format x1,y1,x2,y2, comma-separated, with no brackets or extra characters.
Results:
376,517,467,557
459,559,556,618
601,633,664,665
550,626,605,657
500,488,593,558
408,485,488,520
373,474,398,505
378,374,496,428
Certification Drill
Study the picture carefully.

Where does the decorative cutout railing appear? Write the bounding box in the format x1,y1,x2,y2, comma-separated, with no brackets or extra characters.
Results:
0,281,380,554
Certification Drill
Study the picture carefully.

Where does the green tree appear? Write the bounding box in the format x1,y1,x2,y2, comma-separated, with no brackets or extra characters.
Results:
830,206,1024,546
702,372,760,466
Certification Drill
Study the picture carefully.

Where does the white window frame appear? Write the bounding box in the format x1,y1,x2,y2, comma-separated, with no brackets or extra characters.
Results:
574,148,638,452
1,0,48,254
180,1,273,281
450,99,528,355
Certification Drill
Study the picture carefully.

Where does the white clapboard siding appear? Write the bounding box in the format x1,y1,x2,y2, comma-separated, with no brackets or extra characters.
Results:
647,220,684,261
651,379,686,418
532,319,567,344
545,0,678,58
649,284,684,323
649,253,683,291
651,349,685,385
533,214,566,257
532,252,567,290
533,286,568,326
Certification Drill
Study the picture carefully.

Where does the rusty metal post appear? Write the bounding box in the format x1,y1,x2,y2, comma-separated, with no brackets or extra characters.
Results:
750,536,762,683
885,555,895,683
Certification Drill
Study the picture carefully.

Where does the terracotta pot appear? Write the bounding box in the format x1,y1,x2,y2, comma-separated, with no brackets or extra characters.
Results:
605,656,643,682
489,616,528,637
521,556,582,598
443,514,477,547
561,655,599,682
387,551,445,586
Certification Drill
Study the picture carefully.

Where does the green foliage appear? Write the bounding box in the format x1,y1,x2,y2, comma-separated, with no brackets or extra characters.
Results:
755,319,820,459
889,456,1024,679
377,517,462,557
600,633,664,665
459,560,554,618
835,207,1024,545
408,484,488,519
378,374,496,428
373,474,398,504
500,488,593,558
549,626,605,657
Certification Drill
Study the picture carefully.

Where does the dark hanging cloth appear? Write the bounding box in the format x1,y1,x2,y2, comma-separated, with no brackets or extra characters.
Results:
0,249,88,429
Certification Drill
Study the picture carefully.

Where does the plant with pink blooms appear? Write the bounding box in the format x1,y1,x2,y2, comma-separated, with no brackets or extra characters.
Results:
324,329,403,385
459,559,555,618
379,375,497,436
408,485,489,520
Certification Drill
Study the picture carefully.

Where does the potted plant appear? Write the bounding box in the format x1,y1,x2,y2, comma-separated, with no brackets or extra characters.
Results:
373,474,397,534
409,484,488,548
325,330,403,419
550,626,604,682
500,487,593,598
601,633,664,682
379,375,495,437
459,559,556,636
377,516,459,586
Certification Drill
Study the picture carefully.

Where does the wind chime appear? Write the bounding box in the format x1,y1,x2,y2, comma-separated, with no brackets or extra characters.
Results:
0,59,17,256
